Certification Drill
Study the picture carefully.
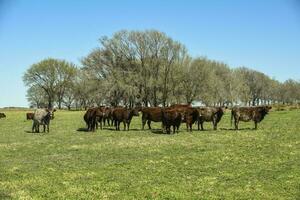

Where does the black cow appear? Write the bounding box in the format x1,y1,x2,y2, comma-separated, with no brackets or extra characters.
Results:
0,113,6,119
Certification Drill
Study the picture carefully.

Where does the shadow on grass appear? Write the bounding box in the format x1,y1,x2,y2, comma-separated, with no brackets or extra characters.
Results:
150,129,168,134
76,127,89,132
0,191,11,199
220,127,254,131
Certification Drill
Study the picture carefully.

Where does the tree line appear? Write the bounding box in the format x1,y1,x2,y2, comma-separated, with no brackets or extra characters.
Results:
23,30,300,109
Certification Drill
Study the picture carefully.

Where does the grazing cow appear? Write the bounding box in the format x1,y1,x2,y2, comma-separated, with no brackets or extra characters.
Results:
84,107,104,132
161,109,182,134
26,112,34,120
112,107,139,131
141,107,163,130
32,109,56,133
231,106,272,130
0,113,6,119
197,107,226,130
183,107,199,132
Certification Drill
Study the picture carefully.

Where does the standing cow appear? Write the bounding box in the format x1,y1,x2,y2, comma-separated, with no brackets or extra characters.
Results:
32,109,56,133
26,112,34,120
112,107,140,131
84,107,104,132
197,107,226,130
102,107,113,126
0,113,6,119
183,107,199,132
161,108,182,134
141,107,163,130
231,106,272,130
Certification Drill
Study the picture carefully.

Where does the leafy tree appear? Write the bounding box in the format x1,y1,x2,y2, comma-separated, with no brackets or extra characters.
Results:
23,58,77,108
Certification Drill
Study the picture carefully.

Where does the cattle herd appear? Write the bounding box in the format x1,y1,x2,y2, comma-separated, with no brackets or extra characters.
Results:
82,104,272,134
0,105,272,134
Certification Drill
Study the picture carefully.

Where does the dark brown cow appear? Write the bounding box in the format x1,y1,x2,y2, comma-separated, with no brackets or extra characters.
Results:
169,104,191,109
26,112,34,120
84,107,104,132
231,106,272,130
183,107,199,132
141,107,163,130
102,107,113,126
197,107,226,130
161,109,182,134
0,113,6,119
112,107,139,131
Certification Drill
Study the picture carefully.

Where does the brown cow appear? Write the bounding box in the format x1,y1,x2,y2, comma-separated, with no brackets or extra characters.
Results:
26,112,34,120
102,107,113,126
169,104,191,109
197,107,226,130
141,107,163,130
84,107,104,132
0,113,6,119
161,108,182,134
183,107,199,132
112,107,139,131
231,106,272,130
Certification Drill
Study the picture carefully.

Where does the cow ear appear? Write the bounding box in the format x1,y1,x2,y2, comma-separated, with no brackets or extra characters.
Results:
53,109,57,112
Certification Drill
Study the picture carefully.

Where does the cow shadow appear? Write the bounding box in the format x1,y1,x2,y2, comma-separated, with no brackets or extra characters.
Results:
150,129,167,134
76,128,89,132
220,127,254,131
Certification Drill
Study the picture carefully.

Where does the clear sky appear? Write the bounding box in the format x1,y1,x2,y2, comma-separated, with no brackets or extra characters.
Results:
0,0,299,107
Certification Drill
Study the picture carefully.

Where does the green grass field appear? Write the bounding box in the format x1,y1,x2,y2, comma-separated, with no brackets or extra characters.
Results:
0,110,299,199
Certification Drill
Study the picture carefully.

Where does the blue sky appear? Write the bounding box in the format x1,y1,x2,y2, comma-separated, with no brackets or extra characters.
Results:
0,0,299,107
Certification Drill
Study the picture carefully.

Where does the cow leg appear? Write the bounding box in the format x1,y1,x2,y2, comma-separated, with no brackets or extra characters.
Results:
37,124,40,133
107,119,110,126
186,123,189,131
197,120,200,130
213,121,217,130
147,120,151,129
234,119,239,130
142,119,146,130
43,124,46,132
189,123,192,132
47,124,49,132
173,125,176,134
115,120,118,130
123,121,126,131
201,122,204,131
32,121,36,133
127,122,130,131
100,119,102,130
167,125,171,134
254,121,257,130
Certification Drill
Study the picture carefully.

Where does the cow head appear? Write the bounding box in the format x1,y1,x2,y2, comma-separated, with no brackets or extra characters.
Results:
46,108,56,120
265,106,272,114
132,108,140,116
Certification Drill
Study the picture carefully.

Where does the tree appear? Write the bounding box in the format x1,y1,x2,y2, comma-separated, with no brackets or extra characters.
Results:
23,58,77,108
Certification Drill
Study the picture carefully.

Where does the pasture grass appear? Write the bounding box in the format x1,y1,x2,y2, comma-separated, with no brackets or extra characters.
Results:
0,110,299,199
